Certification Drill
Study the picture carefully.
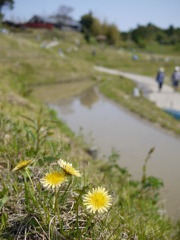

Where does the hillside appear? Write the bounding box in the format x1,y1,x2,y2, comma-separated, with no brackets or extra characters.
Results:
0,28,180,239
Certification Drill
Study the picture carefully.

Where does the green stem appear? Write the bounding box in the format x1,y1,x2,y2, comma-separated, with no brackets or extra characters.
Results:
82,214,94,237
74,187,87,234
107,222,121,240
54,187,60,214
54,187,61,229
141,147,155,184
24,169,44,223
60,179,72,204
25,169,35,192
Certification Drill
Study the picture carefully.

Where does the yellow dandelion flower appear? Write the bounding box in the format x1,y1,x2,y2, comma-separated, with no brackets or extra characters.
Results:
58,159,81,177
12,160,32,172
83,187,112,214
41,171,67,189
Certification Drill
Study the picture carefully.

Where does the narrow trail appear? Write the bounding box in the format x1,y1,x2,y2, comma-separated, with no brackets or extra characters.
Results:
95,66,180,112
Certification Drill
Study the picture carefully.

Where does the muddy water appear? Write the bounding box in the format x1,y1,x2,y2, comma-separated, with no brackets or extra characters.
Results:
50,87,180,220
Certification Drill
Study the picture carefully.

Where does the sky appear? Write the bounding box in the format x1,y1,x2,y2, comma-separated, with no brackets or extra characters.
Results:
3,0,180,31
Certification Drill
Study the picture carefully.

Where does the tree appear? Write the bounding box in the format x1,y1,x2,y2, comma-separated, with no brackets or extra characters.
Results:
80,12,94,33
56,5,73,20
166,25,174,36
90,17,101,36
80,12,95,42
80,13,121,46
50,5,74,23
0,0,14,14
105,24,120,45
131,23,162,47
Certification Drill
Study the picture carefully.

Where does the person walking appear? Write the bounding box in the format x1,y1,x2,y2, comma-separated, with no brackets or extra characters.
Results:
156,67,165,92
171,66,180,91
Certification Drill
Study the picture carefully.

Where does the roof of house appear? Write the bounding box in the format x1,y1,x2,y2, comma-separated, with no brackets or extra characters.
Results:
28,15,81,28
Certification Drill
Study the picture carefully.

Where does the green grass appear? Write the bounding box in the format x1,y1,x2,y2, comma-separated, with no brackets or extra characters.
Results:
0,31,94,91
0,111,178,239
0,28,180,239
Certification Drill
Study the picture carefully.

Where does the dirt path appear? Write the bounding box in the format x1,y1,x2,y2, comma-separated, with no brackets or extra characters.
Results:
95,66,180,112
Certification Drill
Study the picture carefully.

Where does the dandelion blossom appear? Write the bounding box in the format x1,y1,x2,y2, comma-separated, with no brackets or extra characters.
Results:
83,187,112,213
41,171,67,189
58,159,81,177
12,160,32,172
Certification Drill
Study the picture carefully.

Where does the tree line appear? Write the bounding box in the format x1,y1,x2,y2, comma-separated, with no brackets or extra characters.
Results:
122,23,180,48
80,12,180,48
80,12,121,46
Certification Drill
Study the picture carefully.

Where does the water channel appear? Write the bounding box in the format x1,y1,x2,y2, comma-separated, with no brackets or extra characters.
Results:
48,86,180,220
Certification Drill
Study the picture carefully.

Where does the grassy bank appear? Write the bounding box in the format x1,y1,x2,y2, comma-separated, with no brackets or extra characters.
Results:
99,74,180,135
73,43,180,80
0,29,95,97
0,100,179,239
0,29,180,239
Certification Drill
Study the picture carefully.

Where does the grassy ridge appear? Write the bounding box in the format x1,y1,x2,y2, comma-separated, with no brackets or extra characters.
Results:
0,29,180,239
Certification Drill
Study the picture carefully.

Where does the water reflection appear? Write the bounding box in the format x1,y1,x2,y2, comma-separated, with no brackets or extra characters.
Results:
56,98,74,114
79,87,99,109
55,86,99,113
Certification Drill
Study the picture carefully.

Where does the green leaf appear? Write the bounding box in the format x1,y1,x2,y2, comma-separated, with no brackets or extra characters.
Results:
0,195,8,210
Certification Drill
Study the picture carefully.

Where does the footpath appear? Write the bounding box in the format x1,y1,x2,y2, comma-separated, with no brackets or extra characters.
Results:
95,66,180,113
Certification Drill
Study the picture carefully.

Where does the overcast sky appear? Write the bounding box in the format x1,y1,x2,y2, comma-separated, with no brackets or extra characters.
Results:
3,0,180,31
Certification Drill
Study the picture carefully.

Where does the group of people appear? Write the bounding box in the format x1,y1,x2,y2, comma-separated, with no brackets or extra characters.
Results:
156,66,180,92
